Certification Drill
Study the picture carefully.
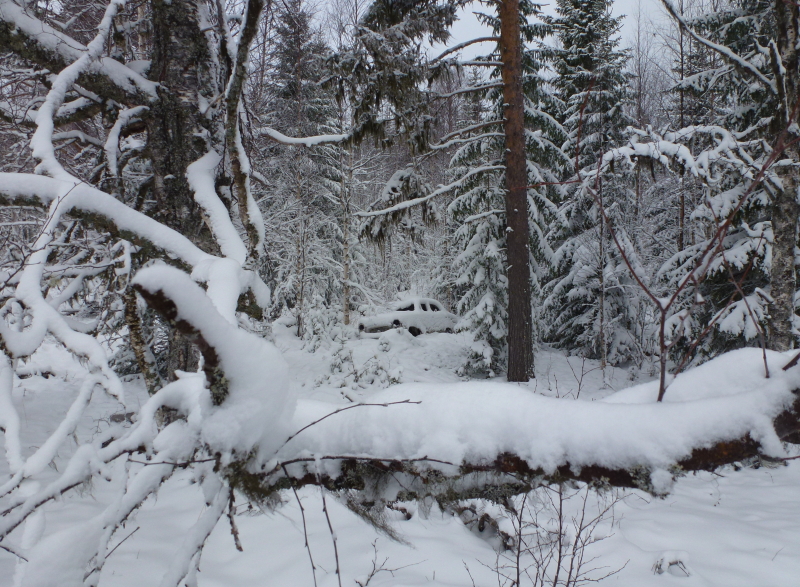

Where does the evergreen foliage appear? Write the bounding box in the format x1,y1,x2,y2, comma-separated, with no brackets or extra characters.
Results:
542,0,642,367
254,0,343,334
449,6,568,376
655,0,778,362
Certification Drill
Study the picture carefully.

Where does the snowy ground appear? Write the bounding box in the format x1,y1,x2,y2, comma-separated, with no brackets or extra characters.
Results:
2,326,799,586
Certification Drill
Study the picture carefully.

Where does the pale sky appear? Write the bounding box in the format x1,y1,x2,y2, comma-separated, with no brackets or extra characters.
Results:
434,0,667,60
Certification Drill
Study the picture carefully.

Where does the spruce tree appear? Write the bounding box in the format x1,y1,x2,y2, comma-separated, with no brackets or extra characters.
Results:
658,0,800,353
542,0,641,368
655,0,776,362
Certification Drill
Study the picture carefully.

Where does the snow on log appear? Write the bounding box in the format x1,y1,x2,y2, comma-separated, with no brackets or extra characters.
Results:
230,349,800,500
260,127,350,146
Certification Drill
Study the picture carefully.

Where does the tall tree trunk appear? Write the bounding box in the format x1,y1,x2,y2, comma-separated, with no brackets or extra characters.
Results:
124,289,161,395
499,0,534,381
770,0,800,351
146,0,223,372
342,174,352,326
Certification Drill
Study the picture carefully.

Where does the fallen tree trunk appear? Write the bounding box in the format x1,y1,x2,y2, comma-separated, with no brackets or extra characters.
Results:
226,389,800,505
222,377,800,506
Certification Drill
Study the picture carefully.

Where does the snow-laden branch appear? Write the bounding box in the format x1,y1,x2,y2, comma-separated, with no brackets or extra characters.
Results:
430,132,505,151
187,152,248,264
434,120,504,145
0,174,212,267
0,356,22,476
459,60,503,67
0,186,124,405
433,82,505,99
431,37,500,62
0,376,212,581
131,265,292,452
356,165,505,218
223,0,267,256
52,130,105,148
30,0,128,181
0,172,271,323
260,127,351,146
660,0,776,95
1,261,292,583
599,126,772,186
104,106,149,177
0,0,157,102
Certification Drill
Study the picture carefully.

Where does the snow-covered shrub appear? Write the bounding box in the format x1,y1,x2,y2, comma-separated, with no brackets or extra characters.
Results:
302,296,345,352
317,333,403,398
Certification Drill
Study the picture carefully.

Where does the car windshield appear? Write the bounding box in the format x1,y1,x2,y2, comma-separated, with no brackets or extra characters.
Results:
397,304,414,311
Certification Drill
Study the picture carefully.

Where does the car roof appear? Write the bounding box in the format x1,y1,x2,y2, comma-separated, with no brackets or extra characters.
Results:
389,297,443,309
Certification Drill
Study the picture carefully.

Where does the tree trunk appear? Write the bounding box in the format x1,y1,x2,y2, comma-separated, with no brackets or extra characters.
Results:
124,289,161,395
770,163,799,351
146,0,224,372
770,0,800,351
499,0,534,381
148,0,220,254
342,196,352,326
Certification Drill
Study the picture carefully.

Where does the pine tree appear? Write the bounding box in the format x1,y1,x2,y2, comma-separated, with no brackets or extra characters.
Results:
341,0,554,380
449,11,568,375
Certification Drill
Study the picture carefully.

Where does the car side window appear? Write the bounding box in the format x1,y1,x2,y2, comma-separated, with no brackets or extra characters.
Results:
420,303,428,311
398,304,414,311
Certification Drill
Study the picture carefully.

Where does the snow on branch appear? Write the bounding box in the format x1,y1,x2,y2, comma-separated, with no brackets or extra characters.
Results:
0,265,288,584
0,0,157,102
260,127,351,146
431,37,500,62
0,173,270,321
131,265,292,454
29,0,129,181
0,174,212,267
104,106,149,178
660,0,776,95
0,186,124,406
433,82,505,99
187,152,248,264
430,132,505,151
356,165,505,218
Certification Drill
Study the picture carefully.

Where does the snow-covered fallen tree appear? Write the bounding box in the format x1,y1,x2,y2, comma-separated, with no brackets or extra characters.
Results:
262,349,800,494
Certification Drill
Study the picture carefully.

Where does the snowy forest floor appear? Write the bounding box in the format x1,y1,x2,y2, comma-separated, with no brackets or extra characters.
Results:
2,325,799,586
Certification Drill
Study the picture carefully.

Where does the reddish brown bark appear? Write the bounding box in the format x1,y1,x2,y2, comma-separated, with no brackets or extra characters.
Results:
499,0,534,381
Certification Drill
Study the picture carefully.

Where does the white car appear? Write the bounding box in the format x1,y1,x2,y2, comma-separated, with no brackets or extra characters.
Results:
358,297,458,336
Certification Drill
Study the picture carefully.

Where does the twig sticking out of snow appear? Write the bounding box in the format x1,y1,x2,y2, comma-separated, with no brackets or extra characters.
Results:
283,464,319,587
